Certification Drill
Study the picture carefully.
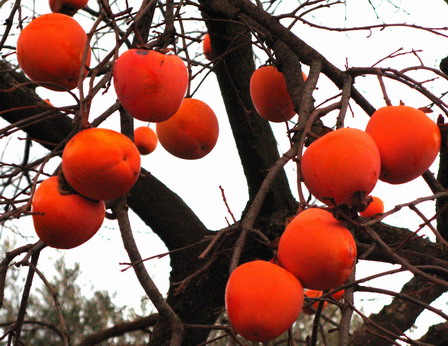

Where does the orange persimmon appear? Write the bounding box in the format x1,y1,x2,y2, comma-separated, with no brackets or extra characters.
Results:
359,196,384,218
225,260,304,342
365,105,441,184
113,49,188,122
16,13,91,91
203,33,213,61
303,289,345,314
62,128,141,201
32,176,105,249
134,126,158,155
250,65,305,123
156,98,219,160
301,127,381,206
302,290,328,315
278,208,357,291
49,0,88,15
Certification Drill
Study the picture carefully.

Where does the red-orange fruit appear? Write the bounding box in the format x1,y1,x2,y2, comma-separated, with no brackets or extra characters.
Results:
303,290,328,315
16,13,91,91
250,65,305,123
303,289,345,314
225,260,304,342
134,126,158,155
278,208,357,291
203,33,213,61
359,196,384,218
156,98,219,160
365,105,441,184
301,128,381,206
32,176,105,249
62,128,141,201
50,0,88,15
113,49,188,122
331,289,345,302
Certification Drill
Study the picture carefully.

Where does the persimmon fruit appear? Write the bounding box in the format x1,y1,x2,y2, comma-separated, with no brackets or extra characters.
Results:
278,208,357,291
32,176,105,249
134,126,158,155
225,260,304,342
156,98,219,160
359,196,384,218
62,128,141,201
50,0,88,15
303,290,328,315
365,105,441,184
16,13,91,91
303,289,345,314
301,127,381,206
203,33,213,61
113,49,188,122
250,65,306,123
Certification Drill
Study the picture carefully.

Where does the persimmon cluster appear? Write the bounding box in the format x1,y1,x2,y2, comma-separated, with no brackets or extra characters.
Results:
224,66,441,343
17,6,220,250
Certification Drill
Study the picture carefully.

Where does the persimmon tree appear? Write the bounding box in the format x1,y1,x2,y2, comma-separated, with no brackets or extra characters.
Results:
1,1,448,345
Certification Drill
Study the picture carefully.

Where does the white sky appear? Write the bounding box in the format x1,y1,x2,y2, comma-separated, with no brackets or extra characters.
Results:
2,0,448,341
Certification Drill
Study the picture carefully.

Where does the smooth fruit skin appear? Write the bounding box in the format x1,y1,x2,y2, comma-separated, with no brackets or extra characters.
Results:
359,196,384,218
134,126,158,155
303,289,345,314
278,208,357,291
225,260,304,343
16,13,91,91
250,65,296,123
156,98,219,160
50,0,88,15
62,128,141,201
32,176,105,249
365,105,441,184
301,128,381,206
203,34,213,61
113,49,188,122
303,290,328,315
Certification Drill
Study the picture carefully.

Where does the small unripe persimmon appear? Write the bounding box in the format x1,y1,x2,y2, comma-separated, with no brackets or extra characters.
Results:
49,0,88,16
32,176,105,249
156,98,219,160
113,49,188,122
278,208,357,291
225,260,304,342
134,126,158,155
301,128,381,207
365,105,441,184
62,128,141,201
16,13,91,91
359,196,384,218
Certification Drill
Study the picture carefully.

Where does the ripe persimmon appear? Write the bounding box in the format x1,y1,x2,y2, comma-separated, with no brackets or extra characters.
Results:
359,196,384,218
32,176,105,249
278,208,357,291
113,49,188,122
365,105,441,184
250,65,305,123
156,98,219,160
303,289,345,314
134,126,158,155
62,128,141,201
302,290,328,315
16,13,91,91
225,260,304,342
301,128,381,206
49,0,88,16
203,33,213,61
